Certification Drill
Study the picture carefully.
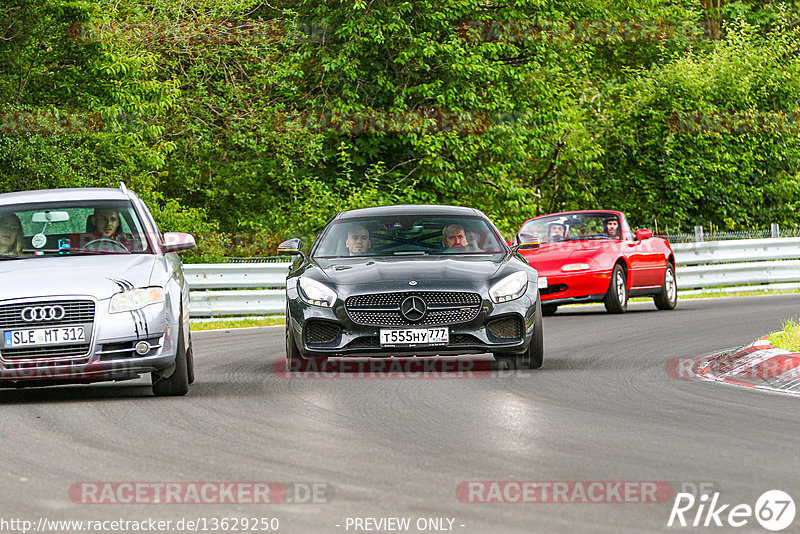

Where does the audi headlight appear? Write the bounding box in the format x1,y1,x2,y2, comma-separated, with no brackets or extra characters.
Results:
562,263,591,272
489,271,529,303
109,287,165,313
298,277,337,307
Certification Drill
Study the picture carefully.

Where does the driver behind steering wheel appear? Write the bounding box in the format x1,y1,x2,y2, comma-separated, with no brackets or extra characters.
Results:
88,208,121,239
81,208,132,251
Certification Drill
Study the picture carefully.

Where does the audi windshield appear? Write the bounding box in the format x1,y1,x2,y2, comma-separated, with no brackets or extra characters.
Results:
0,200,151,258
312,215,508,258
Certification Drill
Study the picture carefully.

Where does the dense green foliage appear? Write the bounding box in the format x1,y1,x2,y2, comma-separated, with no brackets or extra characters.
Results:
3,0,800,257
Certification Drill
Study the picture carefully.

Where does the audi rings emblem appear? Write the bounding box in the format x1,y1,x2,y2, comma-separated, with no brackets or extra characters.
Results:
21,305,66,322
400,296,427,322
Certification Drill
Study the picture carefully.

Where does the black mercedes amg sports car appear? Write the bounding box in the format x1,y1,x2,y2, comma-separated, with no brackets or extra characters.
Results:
277,205,544,370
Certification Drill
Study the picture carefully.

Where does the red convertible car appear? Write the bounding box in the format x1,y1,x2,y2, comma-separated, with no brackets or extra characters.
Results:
514,210,677,315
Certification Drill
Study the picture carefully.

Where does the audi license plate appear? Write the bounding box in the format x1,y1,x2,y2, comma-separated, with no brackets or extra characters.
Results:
4,325,86,348
379,327,449,346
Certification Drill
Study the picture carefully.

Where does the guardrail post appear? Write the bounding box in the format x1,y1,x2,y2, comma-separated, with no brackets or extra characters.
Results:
693,226,704,242
771,223,780,238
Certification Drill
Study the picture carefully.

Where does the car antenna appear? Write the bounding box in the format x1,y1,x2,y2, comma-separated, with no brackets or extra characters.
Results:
119,182,128,194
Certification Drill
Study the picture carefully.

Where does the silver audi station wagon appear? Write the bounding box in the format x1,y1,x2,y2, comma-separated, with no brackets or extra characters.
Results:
0,184,196,396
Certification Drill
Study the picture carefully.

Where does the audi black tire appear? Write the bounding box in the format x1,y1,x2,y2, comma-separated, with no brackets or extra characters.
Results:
152,321,190,396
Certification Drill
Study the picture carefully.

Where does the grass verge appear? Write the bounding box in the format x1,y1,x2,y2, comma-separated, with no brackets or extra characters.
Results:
191,317,285,331
676,288,800,299
767,318,800,352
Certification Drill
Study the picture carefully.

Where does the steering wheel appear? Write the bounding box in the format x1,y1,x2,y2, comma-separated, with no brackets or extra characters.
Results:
82,238,130,252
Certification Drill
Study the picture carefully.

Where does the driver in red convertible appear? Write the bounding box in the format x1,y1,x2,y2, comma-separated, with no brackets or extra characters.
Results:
603,217,622,239
547,222,567,242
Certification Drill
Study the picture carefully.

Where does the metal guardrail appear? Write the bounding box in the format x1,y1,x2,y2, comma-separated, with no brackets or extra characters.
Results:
677,260,800,288
185,263,290,316
186,238,800,316
189,289,285,316
183,263,290,289
671,238,800,266
672,238,800,291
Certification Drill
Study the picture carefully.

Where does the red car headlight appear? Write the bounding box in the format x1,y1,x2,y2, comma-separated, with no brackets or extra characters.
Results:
561,263,591,272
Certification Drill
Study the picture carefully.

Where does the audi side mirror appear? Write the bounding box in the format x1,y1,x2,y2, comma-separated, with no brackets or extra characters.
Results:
635,229,653,241
162,232,196,253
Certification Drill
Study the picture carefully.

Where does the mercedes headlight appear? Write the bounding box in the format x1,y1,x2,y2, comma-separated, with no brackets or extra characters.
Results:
298,277,337,307
109,287,165,313
489,271,529,303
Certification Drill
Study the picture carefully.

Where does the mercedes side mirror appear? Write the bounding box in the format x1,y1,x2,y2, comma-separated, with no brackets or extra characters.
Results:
277,238,303,256
512,232,540,252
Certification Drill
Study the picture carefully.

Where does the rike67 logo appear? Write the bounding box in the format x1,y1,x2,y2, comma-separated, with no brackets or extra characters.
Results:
668,490,795,531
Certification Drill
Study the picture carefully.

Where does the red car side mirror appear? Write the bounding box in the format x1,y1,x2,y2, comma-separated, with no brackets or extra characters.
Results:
635,229,653,241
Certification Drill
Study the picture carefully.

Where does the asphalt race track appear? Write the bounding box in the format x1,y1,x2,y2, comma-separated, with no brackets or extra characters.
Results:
2,294,799,533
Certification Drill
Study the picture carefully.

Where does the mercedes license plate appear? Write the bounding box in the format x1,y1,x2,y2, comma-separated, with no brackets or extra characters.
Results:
4,325,86,348
379,327,449,346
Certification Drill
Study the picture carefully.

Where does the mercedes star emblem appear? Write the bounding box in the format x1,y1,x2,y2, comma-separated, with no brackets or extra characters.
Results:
400,296,427,322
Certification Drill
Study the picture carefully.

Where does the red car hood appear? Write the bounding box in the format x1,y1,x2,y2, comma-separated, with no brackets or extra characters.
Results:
519,240,610,275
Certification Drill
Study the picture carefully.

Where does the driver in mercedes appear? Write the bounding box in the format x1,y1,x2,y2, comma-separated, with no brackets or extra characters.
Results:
345,225,372,256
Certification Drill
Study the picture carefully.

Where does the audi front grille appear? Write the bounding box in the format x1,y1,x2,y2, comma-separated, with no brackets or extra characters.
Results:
0,300,95,361
0,300,95,329
345,291,481,327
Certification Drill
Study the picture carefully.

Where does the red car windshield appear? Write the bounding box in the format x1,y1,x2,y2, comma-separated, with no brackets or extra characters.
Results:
522,213,625,243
